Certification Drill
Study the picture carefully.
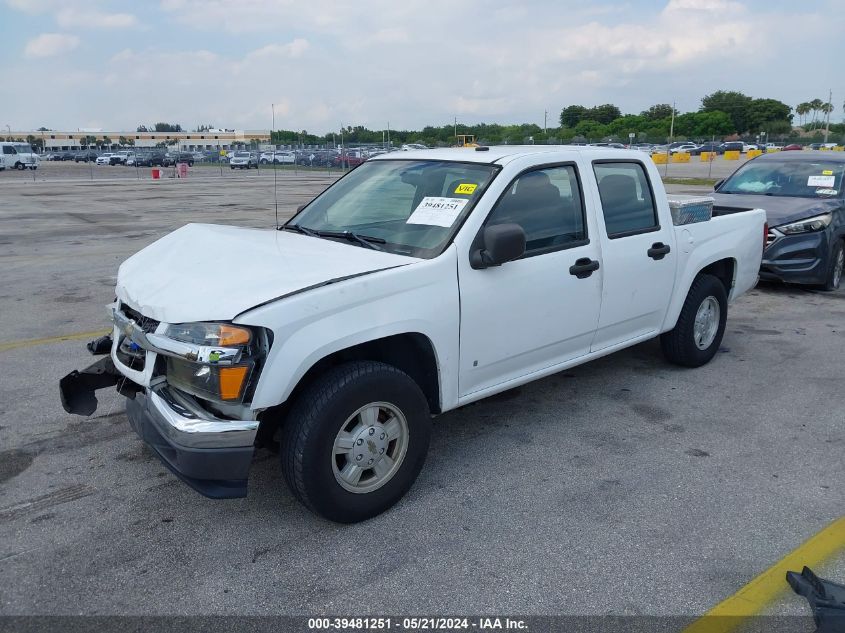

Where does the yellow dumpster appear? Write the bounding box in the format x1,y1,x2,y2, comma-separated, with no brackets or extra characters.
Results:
724,150,740,160
700,152,715,162
747,149,763,158
833,146,844,152
671,152,691,163
766,147,780,153
652,153,668,164
820,146,829,151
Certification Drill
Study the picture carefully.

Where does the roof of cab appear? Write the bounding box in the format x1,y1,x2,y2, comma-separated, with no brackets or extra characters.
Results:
368,145,641,166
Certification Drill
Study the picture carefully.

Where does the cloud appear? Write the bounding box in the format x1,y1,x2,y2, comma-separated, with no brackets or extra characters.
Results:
664,0,743,11
3,1,845,132
246,39,310,60
56,9,139,29
23,33,80,59
5,0,45,13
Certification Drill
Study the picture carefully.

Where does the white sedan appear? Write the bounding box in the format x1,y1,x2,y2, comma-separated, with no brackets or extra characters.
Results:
96,153,115,165
670,144,699,154
272,151,295,164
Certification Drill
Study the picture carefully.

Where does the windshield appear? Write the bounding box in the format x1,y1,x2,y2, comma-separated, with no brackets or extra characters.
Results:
290,159,499,258
719,159,845,198
234,152,250,157
14,144,33,154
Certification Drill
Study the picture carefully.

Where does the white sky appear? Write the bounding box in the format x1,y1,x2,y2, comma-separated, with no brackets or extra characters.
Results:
1,0,841,133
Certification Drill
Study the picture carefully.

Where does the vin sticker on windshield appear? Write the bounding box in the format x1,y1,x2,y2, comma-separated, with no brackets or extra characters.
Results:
407,197,469,227
808,175,835,187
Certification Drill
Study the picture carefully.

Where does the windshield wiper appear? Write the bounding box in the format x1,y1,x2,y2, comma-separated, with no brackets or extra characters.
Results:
280,224,385,250
279,224,320,237
317,230,386,251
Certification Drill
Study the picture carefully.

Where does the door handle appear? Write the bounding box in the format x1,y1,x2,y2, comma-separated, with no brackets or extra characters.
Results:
569,257,600,279
648,242,671,260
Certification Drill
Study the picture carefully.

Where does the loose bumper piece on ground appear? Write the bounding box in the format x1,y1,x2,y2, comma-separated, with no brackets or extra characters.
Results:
787,566,845,633
59,355,121,416
86,335,113,355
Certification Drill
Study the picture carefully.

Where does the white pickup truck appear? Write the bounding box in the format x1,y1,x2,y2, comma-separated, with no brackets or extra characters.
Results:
60,146,766,523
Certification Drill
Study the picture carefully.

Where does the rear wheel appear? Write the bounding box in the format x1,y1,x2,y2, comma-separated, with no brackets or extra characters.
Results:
281,361,431,523
661,273,728,367
821,240,844,291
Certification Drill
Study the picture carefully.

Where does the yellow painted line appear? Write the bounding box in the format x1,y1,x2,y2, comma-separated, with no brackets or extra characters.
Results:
0,329,110,353
683,516,845,633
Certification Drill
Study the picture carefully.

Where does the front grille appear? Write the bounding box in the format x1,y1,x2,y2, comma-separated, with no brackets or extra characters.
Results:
121,305,160,333
766,230,778,247
116,305,159,372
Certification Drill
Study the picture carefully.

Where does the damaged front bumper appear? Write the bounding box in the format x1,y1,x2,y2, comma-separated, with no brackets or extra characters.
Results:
59,323,260,499
125,385,257,498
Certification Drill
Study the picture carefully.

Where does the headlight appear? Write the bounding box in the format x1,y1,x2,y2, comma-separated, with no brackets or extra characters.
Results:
776,213,832,235
163,323,260,403
165,322,252,347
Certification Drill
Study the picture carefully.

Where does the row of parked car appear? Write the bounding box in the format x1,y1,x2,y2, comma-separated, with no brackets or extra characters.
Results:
627,141,839,156
39,145,418,169
42,149,203,166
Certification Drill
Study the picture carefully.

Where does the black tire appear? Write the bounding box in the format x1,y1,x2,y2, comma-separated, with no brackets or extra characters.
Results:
281,361,431,523
660,273,728,368
15,162,24,170
820,239,844,291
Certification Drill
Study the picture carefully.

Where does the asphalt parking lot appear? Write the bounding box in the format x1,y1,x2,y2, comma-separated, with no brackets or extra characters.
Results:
0,168,843,621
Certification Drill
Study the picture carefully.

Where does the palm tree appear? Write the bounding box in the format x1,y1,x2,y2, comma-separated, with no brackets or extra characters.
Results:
809,99,824,126
796,103,810,127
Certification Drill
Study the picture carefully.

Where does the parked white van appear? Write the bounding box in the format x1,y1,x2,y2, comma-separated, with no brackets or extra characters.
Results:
0,143,40,170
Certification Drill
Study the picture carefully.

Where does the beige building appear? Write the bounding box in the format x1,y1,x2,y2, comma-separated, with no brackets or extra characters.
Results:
9,129,271,152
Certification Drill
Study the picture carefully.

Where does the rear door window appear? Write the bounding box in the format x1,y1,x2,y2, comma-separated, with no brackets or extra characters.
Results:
593,162,659,238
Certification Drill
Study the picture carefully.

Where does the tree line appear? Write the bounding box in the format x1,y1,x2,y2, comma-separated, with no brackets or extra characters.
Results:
267,90,841,147
10,91,843,150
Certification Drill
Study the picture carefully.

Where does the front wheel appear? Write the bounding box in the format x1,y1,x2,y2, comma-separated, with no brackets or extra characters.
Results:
281,361,431,523
820,239,843,291
661,273,728,367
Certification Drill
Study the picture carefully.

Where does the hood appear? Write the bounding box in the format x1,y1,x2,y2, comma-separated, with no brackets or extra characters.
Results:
712,192,841,226
116,223,417,323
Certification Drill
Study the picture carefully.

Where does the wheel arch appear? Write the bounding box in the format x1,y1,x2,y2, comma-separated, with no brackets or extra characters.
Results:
294,332,440,412
662,256,736,332
255,332,442,445
698,257,736,295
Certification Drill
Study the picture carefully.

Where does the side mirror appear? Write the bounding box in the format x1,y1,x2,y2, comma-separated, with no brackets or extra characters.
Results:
470,223,526,269
713,179,724,191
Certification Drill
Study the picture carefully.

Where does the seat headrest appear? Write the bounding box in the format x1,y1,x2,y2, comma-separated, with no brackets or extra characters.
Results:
598,174,638,208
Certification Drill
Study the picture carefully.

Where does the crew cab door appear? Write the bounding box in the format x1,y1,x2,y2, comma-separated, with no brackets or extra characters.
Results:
458,163,603,397
589,160,676,352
